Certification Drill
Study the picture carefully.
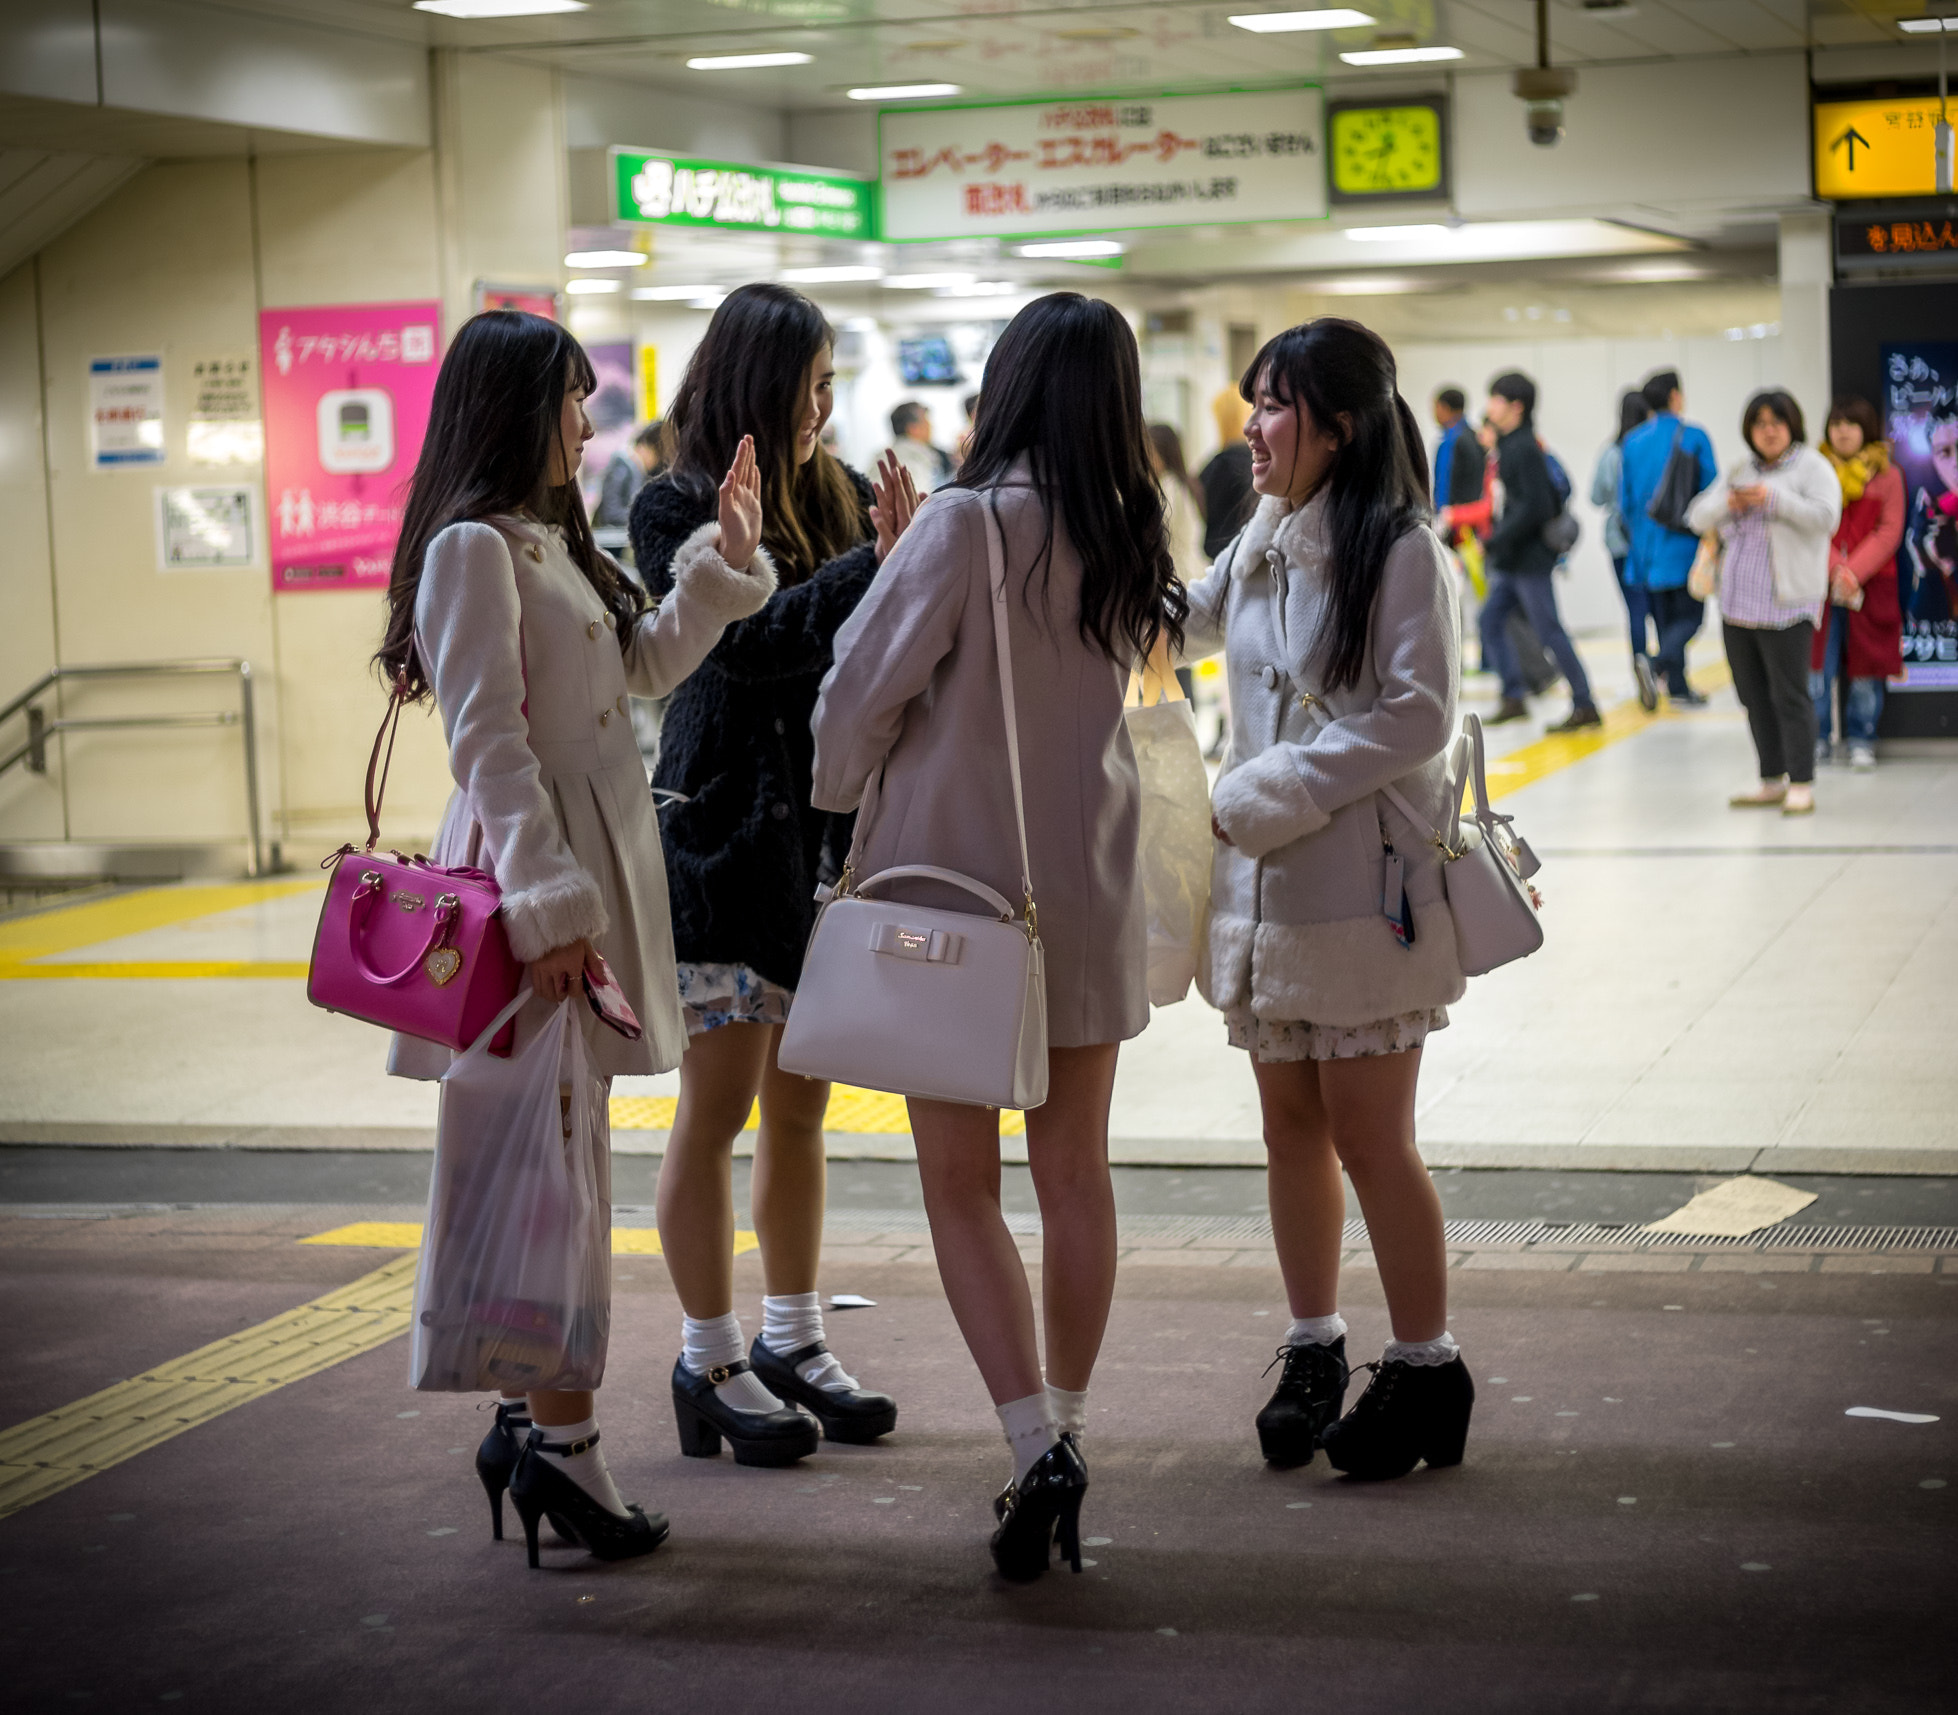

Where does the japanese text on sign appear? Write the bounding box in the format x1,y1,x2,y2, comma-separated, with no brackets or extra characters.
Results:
613,150,874,238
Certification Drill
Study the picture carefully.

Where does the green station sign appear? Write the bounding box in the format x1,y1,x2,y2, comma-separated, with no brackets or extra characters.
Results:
612,148,875,239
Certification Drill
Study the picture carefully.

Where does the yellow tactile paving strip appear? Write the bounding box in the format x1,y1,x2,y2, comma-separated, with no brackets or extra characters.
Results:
0,877,318,980
299,1222,760,1258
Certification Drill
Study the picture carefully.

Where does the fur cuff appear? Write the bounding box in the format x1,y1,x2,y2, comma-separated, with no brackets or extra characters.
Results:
670,520,778,625
1210,747,1329,859
499,869,609,964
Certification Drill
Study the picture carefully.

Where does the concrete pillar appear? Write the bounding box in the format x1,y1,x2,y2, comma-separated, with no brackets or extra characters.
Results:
1778,210,1833,429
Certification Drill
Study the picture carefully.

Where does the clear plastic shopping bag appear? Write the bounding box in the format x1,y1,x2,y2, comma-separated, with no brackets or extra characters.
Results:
410,992,612,1394
1124,647,1214,1006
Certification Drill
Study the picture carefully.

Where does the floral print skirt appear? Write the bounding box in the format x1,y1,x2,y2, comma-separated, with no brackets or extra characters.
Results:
676,961,794,1035
1223,1005,1448,1063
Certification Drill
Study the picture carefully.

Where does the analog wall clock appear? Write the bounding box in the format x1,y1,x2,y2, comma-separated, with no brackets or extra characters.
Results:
1327,97,1450,203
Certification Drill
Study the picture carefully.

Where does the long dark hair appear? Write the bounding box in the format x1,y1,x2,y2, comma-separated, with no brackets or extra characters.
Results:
665,283,867,581
376,310,635,700
1243,318,1430,694
1617,388,1650,444
956,293,1184,662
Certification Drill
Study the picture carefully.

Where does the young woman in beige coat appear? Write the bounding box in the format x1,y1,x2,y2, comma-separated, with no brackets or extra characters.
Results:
1189,318,1474,1482
377,310,774,1566
812,293,1184,1581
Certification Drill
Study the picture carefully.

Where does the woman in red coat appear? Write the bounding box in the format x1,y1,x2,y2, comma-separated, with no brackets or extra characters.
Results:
1812,397,1905,770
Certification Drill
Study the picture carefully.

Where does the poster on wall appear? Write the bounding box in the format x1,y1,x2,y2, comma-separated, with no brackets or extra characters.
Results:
877,87,1325,243
155,485,257,570
259,302,441,592
579,342,639,523
89,354,165,467
187,355,263,465
1884,342,1958,689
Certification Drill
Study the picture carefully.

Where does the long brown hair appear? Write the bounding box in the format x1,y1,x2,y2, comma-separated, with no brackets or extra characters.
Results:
665,283,868,580
375,310,638,699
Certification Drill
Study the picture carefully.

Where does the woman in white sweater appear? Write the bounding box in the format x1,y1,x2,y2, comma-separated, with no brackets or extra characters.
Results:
377,310,774,1566
1186,318,1472,1481
1685,390,1841,815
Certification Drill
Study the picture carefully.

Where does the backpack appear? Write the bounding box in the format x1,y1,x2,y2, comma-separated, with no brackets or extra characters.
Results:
1540,448,1579,555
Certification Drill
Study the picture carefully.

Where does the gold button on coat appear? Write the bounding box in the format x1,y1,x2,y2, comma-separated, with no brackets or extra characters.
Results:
599,709,611,725
588,621,600,639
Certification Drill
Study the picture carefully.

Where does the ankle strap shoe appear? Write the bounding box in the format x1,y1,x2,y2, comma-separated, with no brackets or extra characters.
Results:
750,1336,898,1444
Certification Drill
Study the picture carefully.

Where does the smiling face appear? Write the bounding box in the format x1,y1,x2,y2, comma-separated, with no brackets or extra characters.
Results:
544,365,593,487
1246,367,1344,505
796,346,836,466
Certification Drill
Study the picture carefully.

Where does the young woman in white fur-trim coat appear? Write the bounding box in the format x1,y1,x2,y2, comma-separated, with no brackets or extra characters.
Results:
376,310,775,1567
1184,318,1475,1482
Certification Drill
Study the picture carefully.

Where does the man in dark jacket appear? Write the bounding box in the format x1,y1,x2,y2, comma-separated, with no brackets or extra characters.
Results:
1477,372,1600,730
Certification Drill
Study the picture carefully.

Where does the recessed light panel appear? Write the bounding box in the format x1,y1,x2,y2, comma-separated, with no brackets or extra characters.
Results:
686,52,813,69
1228,10,1376,34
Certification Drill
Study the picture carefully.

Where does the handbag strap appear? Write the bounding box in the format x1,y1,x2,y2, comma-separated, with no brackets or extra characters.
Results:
981,495,1037,914
1294,688,1467,857
1124,631,1184,709
363,673,409,853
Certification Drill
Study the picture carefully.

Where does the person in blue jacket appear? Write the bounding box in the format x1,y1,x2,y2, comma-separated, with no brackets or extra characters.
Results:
1619,369,1718,706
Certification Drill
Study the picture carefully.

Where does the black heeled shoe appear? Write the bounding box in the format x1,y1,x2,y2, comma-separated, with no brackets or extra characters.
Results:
989,1437,1088,1583
1321,1355,1474,1480
670,1356,819,1467
749,1337,898,1444
1255,1338,1349,1468
507,1430,669,1571
475,1400,530,1541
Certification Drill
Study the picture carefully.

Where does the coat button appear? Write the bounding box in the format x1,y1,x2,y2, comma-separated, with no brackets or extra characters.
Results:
1266,548,1281,565
774,717,786,735
1261,664,1279,689
771,802,790,821
616,695,628,716
599,709,611,726
588,621,600,639
525,543,544,563
603,611,616,629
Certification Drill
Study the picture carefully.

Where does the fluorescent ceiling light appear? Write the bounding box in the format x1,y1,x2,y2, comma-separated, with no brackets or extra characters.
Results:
1899,16,1958,33
414,0,586,15
848,83,962,100
1308,276,1442,296
563,250,647,269
936,281,1019,296
1346,223,1451,240
884,272,977,289
1228,9,1376,34
1017,239,1125,258
779,265,885,283
632,284,719,300
686,51,813,69
1340,45,1463,64
565,278,621,294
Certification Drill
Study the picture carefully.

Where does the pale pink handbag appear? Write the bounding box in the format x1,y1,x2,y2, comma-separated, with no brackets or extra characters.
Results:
307,678,524,1054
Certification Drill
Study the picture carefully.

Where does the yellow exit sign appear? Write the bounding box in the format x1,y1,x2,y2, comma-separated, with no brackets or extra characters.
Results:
1815,97,1950,199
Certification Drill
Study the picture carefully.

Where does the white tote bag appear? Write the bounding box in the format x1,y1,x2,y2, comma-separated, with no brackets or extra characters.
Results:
777,496,1049,1110
410,992,612,1393
1124,641,1213,1006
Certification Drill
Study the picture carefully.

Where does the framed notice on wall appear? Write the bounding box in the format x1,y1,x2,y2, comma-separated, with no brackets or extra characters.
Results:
877,87,1325,243
89,354,165,467
155,485,257,570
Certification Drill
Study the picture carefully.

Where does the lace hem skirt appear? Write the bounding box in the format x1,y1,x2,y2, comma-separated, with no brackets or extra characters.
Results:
1223,1005,1448,1063
676,961,794,1035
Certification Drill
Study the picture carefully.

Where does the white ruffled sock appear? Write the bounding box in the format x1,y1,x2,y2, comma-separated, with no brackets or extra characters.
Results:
1384,1331,1461,1367
1287,1313,1348,1348
997,1391,1060,1485
683,1312,785,1414
526,1412,626,1517
761,1291,859,1392
1045,1382,1089,1440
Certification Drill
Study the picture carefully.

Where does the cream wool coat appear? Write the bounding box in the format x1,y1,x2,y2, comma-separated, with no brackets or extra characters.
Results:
388,514,774,1080
809,477,1149,1049
1190,493,1467,1027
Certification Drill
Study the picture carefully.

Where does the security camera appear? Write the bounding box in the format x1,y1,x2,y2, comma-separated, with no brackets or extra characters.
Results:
1513,65,1578,148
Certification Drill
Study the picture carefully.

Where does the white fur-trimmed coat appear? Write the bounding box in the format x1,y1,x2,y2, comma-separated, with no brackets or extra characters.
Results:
1188,493,1467,1027
388,513,774,1079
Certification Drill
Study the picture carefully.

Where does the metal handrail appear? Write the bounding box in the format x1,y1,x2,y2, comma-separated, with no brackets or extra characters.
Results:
0,659,264,876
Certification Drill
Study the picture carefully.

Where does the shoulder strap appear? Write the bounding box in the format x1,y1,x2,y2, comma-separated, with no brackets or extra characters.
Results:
1295,687,1452,852
982,494,1037,908
363,673,409,852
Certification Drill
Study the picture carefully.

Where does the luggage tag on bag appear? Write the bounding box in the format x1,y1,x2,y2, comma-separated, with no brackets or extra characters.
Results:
1382,843,1416,950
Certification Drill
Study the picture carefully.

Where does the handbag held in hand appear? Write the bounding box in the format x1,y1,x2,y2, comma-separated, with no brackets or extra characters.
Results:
777,496,1049,1110
1124,640,1213,1006
307,678,524,1054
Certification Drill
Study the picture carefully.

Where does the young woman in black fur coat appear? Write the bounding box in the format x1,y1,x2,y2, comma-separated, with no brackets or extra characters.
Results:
627,283,918,1467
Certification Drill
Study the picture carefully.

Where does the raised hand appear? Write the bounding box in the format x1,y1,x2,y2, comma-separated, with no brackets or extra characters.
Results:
871,449,923,564
717,434,763,567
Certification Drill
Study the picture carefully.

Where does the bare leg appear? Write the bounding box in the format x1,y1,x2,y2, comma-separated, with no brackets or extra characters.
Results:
750,1025,829,1298
1252,1056,1346,1320
656,1022,769,1318
1023,1044,1120,1393
529,1389,594,1427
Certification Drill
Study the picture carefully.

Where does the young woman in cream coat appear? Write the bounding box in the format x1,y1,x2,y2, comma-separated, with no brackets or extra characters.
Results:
1186,317,1474,1481
377,309,774,1565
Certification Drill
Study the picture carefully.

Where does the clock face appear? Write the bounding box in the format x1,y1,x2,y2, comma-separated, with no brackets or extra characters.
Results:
1330,104,1445,197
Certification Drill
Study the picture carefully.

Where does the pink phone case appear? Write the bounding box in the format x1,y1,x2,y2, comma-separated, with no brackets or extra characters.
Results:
583,956,643,1041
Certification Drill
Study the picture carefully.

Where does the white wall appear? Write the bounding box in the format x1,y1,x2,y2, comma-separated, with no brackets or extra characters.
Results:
563,72,787,166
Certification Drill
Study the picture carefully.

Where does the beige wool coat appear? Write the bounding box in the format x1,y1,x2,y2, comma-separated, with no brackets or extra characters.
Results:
809,476,1149,1049
388,513,774,1081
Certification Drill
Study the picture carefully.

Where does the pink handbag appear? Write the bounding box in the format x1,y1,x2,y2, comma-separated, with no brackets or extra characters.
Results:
307,678,524,1055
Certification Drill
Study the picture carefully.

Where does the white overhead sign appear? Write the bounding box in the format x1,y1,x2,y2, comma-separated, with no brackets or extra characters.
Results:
878,88,1325,243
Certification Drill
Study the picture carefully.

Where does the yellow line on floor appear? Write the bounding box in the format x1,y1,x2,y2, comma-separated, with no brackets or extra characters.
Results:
1481,663,1733,803
0,878,319,963
607,1089,1026,1136
0,961,310,980
299,1222,761,1257
0,1252,417,1520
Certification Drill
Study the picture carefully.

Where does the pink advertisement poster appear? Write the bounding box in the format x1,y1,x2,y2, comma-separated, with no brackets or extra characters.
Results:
259,301,442,592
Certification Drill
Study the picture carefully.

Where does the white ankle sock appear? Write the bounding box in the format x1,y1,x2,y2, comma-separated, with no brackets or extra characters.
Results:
1287,1313,1348,1348
683,1312,784,1414
1384,1331,1460,1368
760,1291,859,1392
1045,1382,1089,1440
526,1413,626,1516
996,1391,1060,1485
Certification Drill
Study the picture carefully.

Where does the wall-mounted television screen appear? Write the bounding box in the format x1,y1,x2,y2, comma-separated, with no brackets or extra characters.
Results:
898,336,961,386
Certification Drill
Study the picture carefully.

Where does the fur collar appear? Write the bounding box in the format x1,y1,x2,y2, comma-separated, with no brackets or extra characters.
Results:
1229,491,1328,580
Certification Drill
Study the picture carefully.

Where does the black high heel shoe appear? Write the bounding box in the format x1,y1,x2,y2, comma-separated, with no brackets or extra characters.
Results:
1320,1355,1474,1480
475,1400,530,1541
1255,1337,1349,1467
670,1356,819,1467
749,1337,898,1443
989,1437,1088,1583
507,1430,669,1570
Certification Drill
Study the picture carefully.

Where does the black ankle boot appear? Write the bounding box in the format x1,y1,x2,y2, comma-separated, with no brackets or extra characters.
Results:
749,1337,897,1444
670,1356,819,1467
475,1401,530,1540
1255,1337,1349,1467
508,1430,668,1570
989,1437,1088,1583
1321,1355,1474,1480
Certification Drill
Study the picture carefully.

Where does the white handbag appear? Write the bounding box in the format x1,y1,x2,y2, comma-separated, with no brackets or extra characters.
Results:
1124,639,1213,1006
776,497,1049,1110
